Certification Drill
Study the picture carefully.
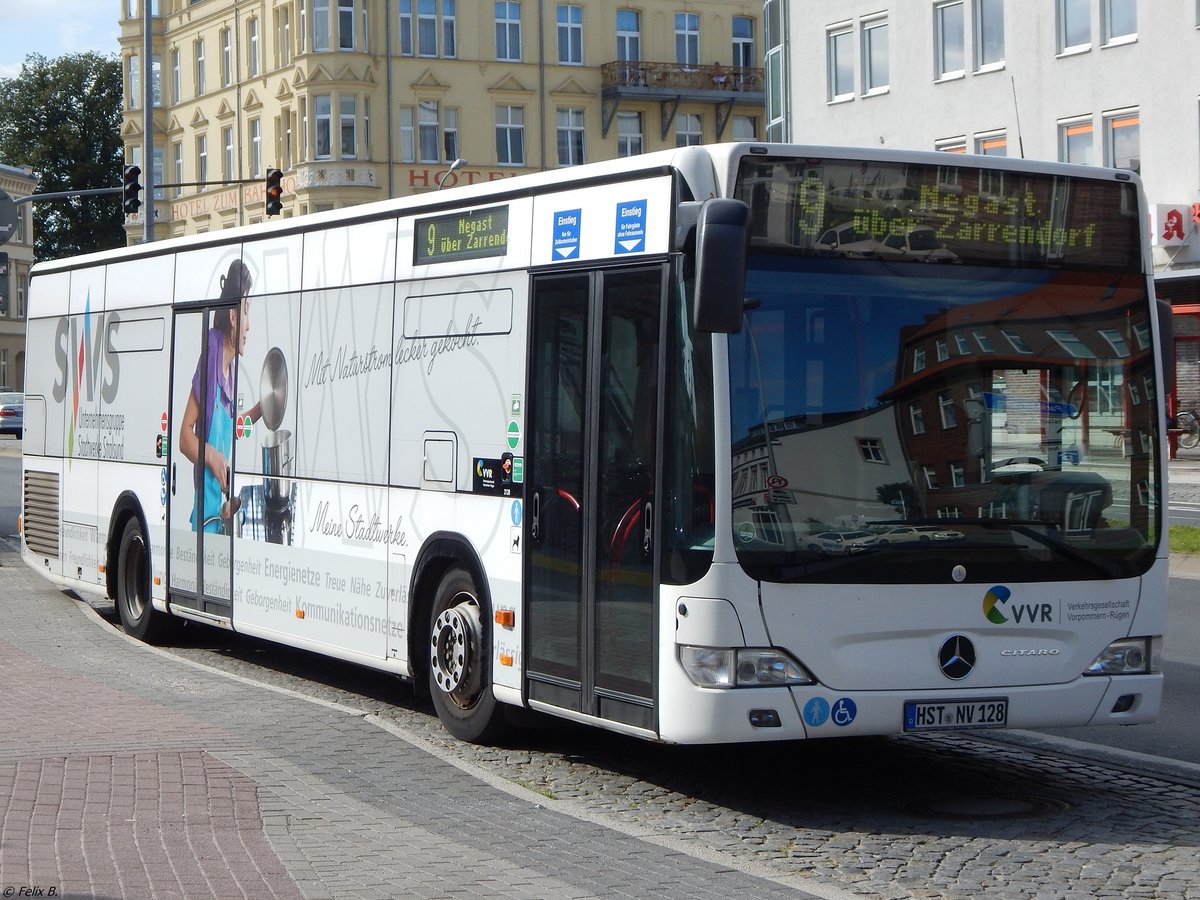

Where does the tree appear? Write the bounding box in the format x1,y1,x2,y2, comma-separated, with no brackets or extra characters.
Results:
0,52,124,261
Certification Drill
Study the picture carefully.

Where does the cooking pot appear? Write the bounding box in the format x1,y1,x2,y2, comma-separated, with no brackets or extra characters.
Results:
262,428,293,502
259,347,288,432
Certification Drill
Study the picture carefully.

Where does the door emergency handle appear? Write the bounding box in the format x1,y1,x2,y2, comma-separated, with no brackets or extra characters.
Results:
642,500,653,555
171,463,176,496
531,490,541,542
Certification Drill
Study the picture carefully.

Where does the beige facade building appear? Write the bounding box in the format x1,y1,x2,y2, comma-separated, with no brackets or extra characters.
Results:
119,0,765,240
0,162,36,390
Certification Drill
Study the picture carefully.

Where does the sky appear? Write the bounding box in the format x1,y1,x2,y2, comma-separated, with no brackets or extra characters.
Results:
0,0,122,79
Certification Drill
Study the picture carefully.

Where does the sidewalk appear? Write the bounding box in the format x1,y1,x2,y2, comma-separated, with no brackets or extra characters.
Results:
0,542,811,900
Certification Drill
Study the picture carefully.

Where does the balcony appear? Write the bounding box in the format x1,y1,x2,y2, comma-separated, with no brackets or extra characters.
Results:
599,61,766,140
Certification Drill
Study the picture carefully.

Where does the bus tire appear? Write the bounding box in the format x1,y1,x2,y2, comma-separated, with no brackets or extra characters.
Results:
428,567,508,744
115,517,175,643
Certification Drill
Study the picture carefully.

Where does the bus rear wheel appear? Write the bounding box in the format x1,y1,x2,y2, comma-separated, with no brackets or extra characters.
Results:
115,517,176,643
428,567,508,743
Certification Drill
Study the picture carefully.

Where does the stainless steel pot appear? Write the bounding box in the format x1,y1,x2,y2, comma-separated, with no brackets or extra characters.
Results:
262,428,293,502
259,347,288,432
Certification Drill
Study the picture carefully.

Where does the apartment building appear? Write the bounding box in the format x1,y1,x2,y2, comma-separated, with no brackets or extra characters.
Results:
766,0,1200,411
119,0,765,239
0,162,36,391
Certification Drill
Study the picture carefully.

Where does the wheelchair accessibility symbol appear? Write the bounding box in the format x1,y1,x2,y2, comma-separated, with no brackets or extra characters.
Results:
831,697,857,727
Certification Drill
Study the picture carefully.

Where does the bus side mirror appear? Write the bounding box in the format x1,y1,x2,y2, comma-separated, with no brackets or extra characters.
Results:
692,198,751,333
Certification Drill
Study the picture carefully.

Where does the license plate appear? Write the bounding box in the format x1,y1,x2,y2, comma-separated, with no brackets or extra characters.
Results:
904,698,1008,732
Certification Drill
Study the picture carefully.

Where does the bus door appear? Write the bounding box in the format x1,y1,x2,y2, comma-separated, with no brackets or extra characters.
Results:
166,305,240,619
524,265,666,732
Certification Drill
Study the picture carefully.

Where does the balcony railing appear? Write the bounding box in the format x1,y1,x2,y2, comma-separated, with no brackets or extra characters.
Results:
601,60,764,96
600,61,765,140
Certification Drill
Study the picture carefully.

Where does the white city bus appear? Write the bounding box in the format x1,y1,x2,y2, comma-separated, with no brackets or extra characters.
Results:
20,143,1166,744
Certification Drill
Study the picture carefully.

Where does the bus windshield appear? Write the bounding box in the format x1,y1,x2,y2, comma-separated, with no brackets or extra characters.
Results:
729,157,1159,584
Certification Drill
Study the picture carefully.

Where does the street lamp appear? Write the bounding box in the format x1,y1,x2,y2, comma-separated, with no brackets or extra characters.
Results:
437,158,467,190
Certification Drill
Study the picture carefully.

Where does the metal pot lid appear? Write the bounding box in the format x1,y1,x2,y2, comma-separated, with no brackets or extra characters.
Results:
259,347,288,431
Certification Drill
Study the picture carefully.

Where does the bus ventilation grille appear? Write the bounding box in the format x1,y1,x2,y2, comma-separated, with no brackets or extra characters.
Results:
22,470,61,559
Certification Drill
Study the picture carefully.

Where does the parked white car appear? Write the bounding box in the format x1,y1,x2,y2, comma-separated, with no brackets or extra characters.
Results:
875,525,964,543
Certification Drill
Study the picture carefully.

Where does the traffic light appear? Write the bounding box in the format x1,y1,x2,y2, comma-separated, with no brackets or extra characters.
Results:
265,167,283,216
122,165,142,214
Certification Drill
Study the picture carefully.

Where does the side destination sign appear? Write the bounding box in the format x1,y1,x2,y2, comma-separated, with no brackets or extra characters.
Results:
415,205,509,264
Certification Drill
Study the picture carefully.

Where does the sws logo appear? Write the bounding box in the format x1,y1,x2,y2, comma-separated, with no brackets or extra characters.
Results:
51,296,121,456
982,585,1053,625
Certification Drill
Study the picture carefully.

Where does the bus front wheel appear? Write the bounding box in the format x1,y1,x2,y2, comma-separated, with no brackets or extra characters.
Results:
115,517,176,643
428,567,508,743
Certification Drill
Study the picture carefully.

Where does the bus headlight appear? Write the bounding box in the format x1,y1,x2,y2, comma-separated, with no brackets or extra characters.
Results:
678,646,815,688
1084,637,1159,675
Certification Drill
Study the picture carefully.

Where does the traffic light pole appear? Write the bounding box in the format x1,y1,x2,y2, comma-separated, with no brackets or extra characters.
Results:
142,0,154,243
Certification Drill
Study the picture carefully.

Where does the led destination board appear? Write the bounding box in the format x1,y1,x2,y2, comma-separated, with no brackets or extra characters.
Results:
415,206,509,264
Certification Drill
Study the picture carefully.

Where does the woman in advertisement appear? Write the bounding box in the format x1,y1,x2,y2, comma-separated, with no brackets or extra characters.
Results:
179,259,263,532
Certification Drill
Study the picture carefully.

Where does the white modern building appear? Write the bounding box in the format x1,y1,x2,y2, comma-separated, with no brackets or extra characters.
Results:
766,0,1200,411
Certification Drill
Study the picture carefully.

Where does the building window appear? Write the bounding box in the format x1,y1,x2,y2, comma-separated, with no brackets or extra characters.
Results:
950,462,966,488
399,0,414,54
277,7,291,66
733,16,754,69
496,2,521,61
443,107,458,161
313,0,331,52
936,339,949,362
924,466,940,490
221,28,232,85
1058,0,1090,52
248,19,260,76
616,111,642,157
556,108,585,166
939,393,957,429
1104,0,1136,43
196,134,208,189
418,100,439,162
171,49,180,103
862,16,888,94
173,141,183,197
935,1,964,79
617,9,640,62
858,438,886,463
675,12,699,66
250,119,262,176
955,334,971,355
1059,118,1093,164
315,95,332,158
676,112,702,147
913,345,926,372
764,0,785,140
128,55,139,109
151,56,162,106
557,5,583,65
442,0,457,57
194,39,206,95
399,107,415,161
911,404,926,435
732,115,757,140
973,331,994,352
975,0,1004,69
1048,329,1097,359
936,136,967,153
496,105,524,165
340,95,357,158
223,126,234,182
1104,109,1140,171
1003,330,1032,354
975,131,1007,156
827,23,853,101
1099,328,1130,357
339,0,354,50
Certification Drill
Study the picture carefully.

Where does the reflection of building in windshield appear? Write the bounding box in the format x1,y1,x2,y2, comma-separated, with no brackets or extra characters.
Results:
879,272,1156,532
732,406,908,534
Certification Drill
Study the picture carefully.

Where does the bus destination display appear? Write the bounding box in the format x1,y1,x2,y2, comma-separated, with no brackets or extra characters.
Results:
415,206,509,264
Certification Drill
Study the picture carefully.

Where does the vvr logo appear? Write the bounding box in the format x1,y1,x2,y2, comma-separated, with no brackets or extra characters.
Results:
982,585,1053,625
